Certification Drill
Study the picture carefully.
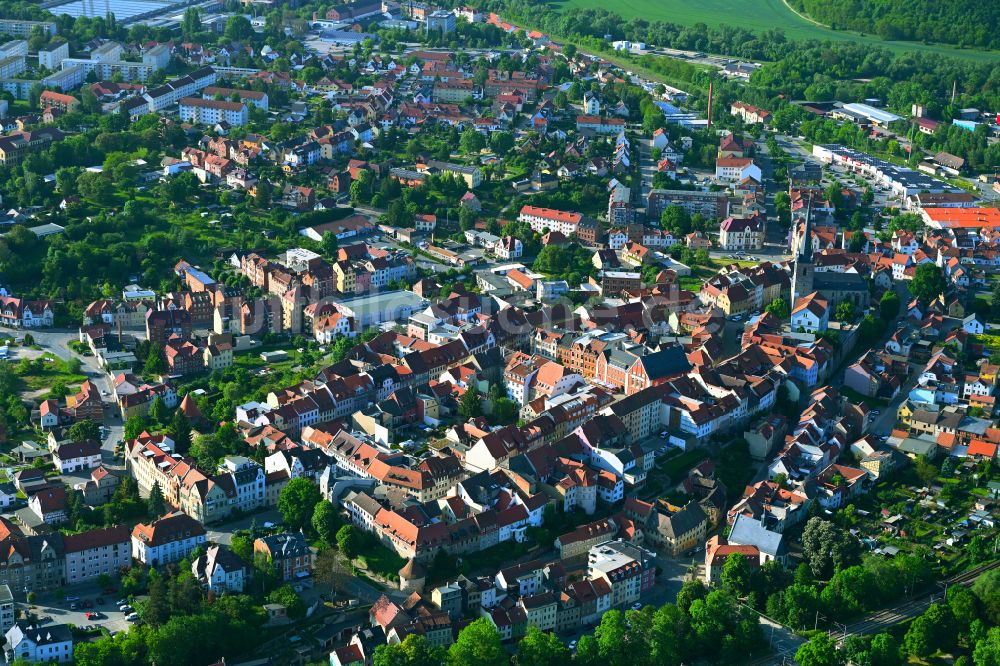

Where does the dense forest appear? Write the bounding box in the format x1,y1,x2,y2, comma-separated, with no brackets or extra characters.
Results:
788,0,1000,50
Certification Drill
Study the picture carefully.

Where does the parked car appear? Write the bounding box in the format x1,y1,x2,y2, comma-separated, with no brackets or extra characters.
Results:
126,613,139,622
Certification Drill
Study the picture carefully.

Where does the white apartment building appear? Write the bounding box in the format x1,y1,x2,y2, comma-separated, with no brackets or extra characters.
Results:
5,622,73,664
202,85,269,110
52,441,102,474
0,585,13,636
63,525,131,584
142,67,217,112
179,97,248,126
0,55,26,79
518,205,582,235
218,456,266,512
0,19,57,38
718,215,764,251
192,544,247,594
0,41,28,59
131,512,207,567
38,41,69,70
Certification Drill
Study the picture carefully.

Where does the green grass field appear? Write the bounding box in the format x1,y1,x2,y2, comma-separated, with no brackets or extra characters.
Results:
548,0,999,62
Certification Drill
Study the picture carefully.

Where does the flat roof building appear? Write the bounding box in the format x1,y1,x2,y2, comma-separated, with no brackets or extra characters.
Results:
332,290,427,328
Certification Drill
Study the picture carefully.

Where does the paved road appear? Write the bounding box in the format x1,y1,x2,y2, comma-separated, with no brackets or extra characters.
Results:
204,508,283,545
637,137,657,205
23,328,125,464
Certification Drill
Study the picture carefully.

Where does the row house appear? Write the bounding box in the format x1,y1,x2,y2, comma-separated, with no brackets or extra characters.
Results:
63,526,131,585
0,296,54,328
125,433,232,524
83,299,150,328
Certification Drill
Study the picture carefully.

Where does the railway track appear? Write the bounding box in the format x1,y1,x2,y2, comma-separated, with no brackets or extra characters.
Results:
838,560,1000,642
743,561,1000,665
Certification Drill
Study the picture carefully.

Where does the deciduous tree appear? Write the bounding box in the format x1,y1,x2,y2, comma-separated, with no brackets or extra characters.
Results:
515,625,572,666
766,297,789,320
68,419,101,442
447,618,506,666
795,634,843,666
336,524,359,559
277,478,322,532
311,500,341,545
909,263,946,304
458,387,482,418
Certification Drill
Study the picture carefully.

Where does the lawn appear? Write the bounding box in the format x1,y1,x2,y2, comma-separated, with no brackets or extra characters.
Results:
15,354,88,392
716,441,755,493
544,0,999,62
656,448,711,482
355,542,406,582
839,386,889,408
679,276,704,292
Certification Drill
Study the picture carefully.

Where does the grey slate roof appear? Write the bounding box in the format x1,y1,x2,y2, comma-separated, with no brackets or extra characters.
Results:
813,271,867,292
656,501,706,539
639,345,692,380
728,514,787,558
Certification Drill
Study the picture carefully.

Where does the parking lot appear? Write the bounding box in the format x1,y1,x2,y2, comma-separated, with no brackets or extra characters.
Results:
26,588,140,635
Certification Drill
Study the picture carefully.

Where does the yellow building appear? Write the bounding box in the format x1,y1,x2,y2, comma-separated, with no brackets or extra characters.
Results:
333,261,357,294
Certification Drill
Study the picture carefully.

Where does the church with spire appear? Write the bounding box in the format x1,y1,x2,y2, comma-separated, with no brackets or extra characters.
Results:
788,197,870,311
791,199,814,305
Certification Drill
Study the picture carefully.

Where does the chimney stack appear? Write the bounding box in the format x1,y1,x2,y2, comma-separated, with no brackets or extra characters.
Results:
706,81,713,129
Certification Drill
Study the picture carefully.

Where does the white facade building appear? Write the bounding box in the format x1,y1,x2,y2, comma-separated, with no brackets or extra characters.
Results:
131,512,207,567
5,622,73,664
179,97,248,126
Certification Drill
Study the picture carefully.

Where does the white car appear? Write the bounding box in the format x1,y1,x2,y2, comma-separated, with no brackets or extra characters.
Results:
568,640,578,651
126,613,139,622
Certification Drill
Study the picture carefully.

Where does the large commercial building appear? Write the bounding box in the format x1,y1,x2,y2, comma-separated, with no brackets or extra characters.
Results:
332,290,427,328
812,144,958,197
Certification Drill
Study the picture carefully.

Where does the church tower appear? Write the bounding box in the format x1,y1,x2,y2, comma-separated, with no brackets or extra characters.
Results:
791,199,814,305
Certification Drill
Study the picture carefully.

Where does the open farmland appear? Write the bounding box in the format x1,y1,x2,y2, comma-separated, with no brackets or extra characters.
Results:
547,0,1000,62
